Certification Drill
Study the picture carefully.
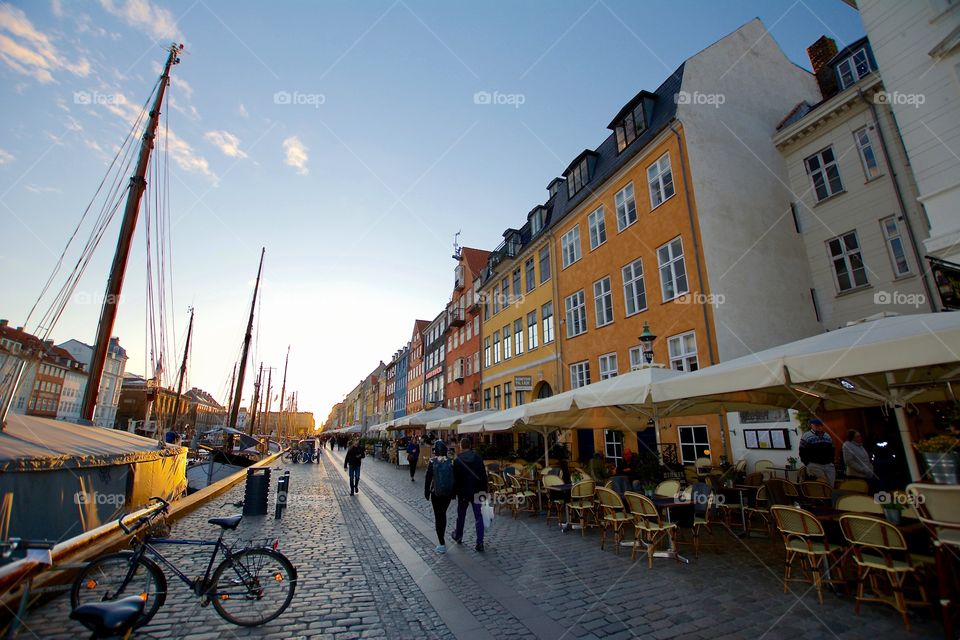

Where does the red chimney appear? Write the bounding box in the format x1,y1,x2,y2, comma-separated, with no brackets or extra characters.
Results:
807,36,839,99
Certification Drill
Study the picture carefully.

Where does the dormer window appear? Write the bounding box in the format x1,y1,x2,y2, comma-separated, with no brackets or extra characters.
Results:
547,177,565,199
614,102,646,152
528,205,547,236
564,151,598,199
836,47,871,90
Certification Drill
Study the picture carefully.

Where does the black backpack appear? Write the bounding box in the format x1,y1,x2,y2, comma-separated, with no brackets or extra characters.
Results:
432,458,454,497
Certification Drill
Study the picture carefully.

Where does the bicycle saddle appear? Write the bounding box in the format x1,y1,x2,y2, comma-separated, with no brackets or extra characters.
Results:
70,595,145,635
208,514,243,529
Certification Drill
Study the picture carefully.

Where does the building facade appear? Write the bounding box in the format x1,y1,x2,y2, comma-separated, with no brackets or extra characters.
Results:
59,337,128,427
444,247,490,413
423,312,446,409
405,320,428,415
393,345,410,419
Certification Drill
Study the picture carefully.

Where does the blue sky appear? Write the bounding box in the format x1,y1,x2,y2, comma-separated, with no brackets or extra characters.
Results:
0,0,865,421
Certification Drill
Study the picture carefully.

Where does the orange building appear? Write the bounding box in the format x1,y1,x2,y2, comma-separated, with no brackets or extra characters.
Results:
405,319,429,415
444,247,490,413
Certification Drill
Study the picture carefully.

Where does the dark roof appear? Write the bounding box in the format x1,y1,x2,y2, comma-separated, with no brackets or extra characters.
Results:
827,36,870,68
562,149,599,175
606,90,657,130
776,101,814,131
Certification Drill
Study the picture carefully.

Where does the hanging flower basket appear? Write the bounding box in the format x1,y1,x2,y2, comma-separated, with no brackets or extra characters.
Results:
916,434,960,484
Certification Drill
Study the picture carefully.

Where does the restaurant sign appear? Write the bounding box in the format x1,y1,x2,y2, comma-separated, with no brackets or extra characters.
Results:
514,375,533,391
929,257,960,310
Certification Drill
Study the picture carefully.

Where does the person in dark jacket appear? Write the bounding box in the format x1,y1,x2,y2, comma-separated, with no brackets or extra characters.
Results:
452,437,488,552
344,439,365,495
406,438,421,482
799,418,836,487
424,441,454,553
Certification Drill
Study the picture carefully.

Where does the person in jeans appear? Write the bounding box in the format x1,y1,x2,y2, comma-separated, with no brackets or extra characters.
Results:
406,437,421,482
452,437,488,552
344,438,365,495
799,418,836,487
424,441,455,553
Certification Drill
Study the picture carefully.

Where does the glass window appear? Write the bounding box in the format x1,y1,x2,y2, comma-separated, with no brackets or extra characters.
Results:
678,426,709,464
483,388,491,410
565,290,587,338
648,153,675,209
502,277,510,306
492,285,501,315
542,301,554,343
881,216,911,277
622,258,647,316
512,269,521,302
604,430,624,461
525,258,536,292
805,147,844,201
539,246,551,284
615,182,637,231
527,311,538,350
561,226,582,268
514,319,524,356
493,385,501,410
587,206,607,250
503,382,512,409
854,127,881,180
837,47,872,89
484,337,491,367
503,325,512,359
493,331,501,364
593,277,614,327
599,353,618,380
658,238,688,301
827,230,868,291
668,331,698,372
570,361,591,389
628,346,644,371
566,157,591,198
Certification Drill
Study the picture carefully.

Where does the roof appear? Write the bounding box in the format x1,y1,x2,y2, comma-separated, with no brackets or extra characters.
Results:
776,101,814,131
827,36,870,68
460,247,491,279
606,90,658,129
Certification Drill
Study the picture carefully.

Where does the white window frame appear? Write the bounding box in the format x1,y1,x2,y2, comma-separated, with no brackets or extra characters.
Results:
647,152,675,209
678,425,709,465
570,361,591,389
854,127,881,180
561,226,582,268
658,237,688,302
514,319,524,356
502,325,512,359
484,337,491,367
622,258,647,316
604,429,624,462
827,230,869,292
615,182,637,231
587,206,607,250
565,290,587,338
593,276,614,327
805,147,844,202
668,331,698,372
881,216,912,277
527,311,538,350
493,331,501,364
542,302,554,343
628,346,644,371
836,47,871,90
598,353,618,380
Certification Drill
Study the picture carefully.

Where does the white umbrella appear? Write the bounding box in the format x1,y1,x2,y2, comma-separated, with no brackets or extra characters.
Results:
392,407,462,429
426,409,493,431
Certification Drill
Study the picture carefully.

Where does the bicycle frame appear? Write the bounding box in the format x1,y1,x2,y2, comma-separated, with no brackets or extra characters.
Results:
121,531,235,595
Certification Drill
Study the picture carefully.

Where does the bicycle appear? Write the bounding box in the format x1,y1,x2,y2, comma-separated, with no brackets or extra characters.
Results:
70,497,297,630
283,449,303,464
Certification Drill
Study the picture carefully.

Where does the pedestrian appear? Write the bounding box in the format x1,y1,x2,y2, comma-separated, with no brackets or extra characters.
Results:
344,438,365,495
452,437,488,552
406,437,421,482
842,429,878,493
315,435,321,464
799,417,836,487
424,441,455,553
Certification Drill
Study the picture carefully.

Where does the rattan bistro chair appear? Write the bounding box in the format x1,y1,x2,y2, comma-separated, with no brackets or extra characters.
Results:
624,492,678,568
654,480,681,499
907,483,960,638
568,479,597,536
839,514,933,631
836,494,882,515
770,506,844,604
541,473,566,525
800,480,833,506
508,474,537,518
595,487,630,554
837,478,869,494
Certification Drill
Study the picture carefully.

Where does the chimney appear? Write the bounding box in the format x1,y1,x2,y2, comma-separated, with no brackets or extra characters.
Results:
0,319,7,328
807,36,838,99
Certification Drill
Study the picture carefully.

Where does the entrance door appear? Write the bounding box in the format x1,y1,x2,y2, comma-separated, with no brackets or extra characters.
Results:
636,427,658,456
577,429,595,464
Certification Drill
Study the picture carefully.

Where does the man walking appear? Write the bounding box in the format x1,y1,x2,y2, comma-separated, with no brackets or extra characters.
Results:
406,437,421,482
799,418,836,487
452,437,488,552
344,438,365,495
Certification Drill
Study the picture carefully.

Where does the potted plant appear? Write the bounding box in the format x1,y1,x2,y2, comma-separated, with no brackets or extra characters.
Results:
882,500,905,525
915,433,960,484
785,456,798,470
642,482,656,498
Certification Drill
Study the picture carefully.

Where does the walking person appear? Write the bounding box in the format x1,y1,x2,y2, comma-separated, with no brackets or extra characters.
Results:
452,437,488,552
344,438,365,496
799,418,836,487
424,441,455,553
406,437,421,482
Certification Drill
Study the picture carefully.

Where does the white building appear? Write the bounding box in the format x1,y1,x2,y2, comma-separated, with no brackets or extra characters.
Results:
59,337,128,427
856,0,960,266
55,362,88,422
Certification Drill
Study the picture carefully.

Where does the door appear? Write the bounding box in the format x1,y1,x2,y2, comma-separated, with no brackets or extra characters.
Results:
576,429,595,464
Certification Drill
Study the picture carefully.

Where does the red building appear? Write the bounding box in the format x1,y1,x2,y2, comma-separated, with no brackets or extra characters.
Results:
444,247,490,413
405,319,429,415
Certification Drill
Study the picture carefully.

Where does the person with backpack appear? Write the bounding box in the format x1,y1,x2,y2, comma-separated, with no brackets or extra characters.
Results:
452,437,488,552
344,438,365,495
424,441,455,553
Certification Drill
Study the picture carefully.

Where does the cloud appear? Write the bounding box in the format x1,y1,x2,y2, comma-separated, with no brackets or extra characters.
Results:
282,136,308,175
51,0,63,18
238,103,249,118
0,148,14,165
25,184,61,193
0,5,91,83
98,0,181,41
204,130,247,159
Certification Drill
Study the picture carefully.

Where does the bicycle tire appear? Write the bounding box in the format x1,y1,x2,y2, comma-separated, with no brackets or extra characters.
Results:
209,548,296,626
70,551,167,629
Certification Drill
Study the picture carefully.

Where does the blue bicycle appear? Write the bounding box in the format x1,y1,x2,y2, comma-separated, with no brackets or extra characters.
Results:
70,497,296,630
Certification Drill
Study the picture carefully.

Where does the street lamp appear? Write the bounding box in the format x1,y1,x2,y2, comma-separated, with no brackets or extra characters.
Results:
638,321,657,365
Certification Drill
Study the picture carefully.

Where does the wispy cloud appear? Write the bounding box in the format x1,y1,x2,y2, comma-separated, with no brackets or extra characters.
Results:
0,5,91,83
282,136,308,175
238,103,249,118
25,184,61,194
204,130,247,159
0,148,14,165
98,0,181,41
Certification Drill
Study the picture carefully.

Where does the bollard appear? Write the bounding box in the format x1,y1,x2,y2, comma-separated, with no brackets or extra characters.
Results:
243,467,270,516
275,470,290,519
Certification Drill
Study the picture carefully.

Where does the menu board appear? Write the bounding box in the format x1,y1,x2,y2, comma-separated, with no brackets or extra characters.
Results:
744,428,791,450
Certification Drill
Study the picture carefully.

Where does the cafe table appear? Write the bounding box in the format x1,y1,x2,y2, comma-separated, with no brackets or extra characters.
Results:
716,484,757,537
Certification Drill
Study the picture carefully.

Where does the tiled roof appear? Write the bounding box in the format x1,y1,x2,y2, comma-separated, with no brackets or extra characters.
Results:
460,247,491,278
776,101,814,131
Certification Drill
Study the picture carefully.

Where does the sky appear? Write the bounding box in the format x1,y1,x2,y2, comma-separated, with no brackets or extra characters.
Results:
0,0,867,422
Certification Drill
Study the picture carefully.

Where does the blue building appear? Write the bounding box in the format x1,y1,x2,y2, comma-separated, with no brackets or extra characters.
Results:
392,344,409,419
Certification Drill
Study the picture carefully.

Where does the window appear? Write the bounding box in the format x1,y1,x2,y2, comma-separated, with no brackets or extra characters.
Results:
658,238,688,301
512,269,521,302
539,246,551,283
805,147,844,201
628,346,644,371
836,47,871,89
561,226,582,268
503,325,512,359
615,183,637,231
565,290,587,338
566,157,592,198
503,382,512,409
881,216,911,277
622,258,647,316
570,361,591,389
648,153,675,208
493,285,501,314
483,296,490,321
678,426,709,464
502,277,510,306
587,206,607,250
828,231,868,291
668,331,698,372
483,388,491,410
527,311,538,350
514,319,524,356
599,353,618,380
493,385,501,410
484,337,491,367
593,277,614,327
854,127,881,180
542,302,554,343
493,331,501,364
604,430,624,461
525,258,535,292
614,102,646,152
473,351,479,373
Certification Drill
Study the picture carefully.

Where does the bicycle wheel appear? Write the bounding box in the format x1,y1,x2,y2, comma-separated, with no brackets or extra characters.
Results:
209,548,296,626
70,551,167,629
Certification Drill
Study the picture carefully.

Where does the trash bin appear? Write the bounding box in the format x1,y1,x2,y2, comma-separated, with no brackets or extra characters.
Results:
243,467,271,516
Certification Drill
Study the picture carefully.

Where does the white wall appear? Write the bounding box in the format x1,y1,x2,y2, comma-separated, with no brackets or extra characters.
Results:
677,19,824,361
56,370,87,422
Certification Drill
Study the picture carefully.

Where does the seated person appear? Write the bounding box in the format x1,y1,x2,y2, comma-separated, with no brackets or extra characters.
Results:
587,453,609,483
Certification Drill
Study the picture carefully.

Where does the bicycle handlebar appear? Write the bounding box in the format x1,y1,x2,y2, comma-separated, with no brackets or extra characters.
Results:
118,496,170,535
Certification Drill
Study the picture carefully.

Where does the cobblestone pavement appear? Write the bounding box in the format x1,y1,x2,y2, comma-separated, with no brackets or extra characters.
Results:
19,448,941,639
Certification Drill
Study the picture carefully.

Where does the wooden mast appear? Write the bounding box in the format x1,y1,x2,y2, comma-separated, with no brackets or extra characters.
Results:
169,306,194,434
278,346,289,443
227,248,264,429
80,44,183,424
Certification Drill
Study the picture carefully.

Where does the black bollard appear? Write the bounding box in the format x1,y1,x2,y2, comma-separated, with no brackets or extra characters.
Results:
243,467,271,516
275,470,290,519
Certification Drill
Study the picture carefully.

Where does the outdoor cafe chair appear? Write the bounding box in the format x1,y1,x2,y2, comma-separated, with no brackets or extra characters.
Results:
595,487,631,554
624,491,678,568
771,505,845,604
508,474,537,518
839,513,933,631
541,473,566,525
695,456,713,476
837,478,870,494
754,459,774,480
800,480,834,505
907,483,960,638
568,479,597,536
744,485,774,537
654,479,680,499
743,472,764,487
783,480,800,499
690,482,718,559
837,494,882,515
488,474,512,516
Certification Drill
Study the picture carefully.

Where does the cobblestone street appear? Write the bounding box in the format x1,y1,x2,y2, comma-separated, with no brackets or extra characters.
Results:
21,449,940,639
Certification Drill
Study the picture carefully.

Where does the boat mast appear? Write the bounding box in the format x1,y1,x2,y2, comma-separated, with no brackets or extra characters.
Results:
80,44,184,424
278,346,289,443
169,306,194,434
249,362,263,436
227,248,264,429
224,363,236,427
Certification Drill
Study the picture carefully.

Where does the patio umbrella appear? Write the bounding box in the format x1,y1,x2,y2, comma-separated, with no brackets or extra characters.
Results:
426,409,494,431
392,407,462,429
